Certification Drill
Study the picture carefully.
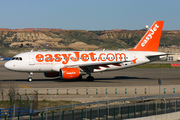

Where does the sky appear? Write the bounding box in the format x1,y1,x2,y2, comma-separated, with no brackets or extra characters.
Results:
0,0,180,30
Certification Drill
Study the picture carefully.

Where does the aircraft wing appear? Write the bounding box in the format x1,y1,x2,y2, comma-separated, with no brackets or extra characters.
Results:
65,60,132,68
52,59,137,72
66,60,133,72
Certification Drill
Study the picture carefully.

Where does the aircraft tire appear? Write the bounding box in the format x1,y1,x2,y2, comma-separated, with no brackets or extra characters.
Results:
28,77,32,82
87,76,94,82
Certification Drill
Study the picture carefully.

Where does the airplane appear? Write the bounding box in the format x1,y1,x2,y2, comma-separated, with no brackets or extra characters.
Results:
4,21,166,82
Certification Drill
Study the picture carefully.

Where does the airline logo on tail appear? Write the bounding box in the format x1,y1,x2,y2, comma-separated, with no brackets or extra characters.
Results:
141,24,159,47
129,21,164,52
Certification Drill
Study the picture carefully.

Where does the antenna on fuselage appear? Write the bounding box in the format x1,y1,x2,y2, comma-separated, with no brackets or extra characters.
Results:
31,49,33,52
103,49,105,51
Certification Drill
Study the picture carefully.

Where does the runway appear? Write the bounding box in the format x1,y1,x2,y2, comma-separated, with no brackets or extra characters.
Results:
0,64,180,88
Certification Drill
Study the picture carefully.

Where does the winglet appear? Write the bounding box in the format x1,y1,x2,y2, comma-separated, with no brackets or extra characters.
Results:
129,21,164,52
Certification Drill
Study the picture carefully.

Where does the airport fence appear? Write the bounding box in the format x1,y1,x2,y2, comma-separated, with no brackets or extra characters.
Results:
7,88,38,109
27,100,180,120
0,89,38,119
0,107,33,119
2,86,177,96
1,94,180,120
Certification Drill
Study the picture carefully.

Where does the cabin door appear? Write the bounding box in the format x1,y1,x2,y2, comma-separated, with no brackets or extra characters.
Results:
29,53,35,65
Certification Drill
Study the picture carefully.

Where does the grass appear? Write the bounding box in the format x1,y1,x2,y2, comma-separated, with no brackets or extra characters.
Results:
0,48,32,57
0,100,10,108
0,100,81,110
0,99,85,114
39,99,81,109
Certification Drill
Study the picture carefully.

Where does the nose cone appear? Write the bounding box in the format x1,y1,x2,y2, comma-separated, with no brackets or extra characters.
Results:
4,61,13,70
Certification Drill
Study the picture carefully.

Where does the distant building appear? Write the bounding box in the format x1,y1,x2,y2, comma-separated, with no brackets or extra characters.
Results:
167,53,180,61
37,28,47,30
47,28,57,30
15,28,25,30
25,28,36,30
0,28,11,30
111,29,124,31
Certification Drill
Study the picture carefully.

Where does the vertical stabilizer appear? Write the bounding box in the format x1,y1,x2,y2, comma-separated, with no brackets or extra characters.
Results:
129,21,164,52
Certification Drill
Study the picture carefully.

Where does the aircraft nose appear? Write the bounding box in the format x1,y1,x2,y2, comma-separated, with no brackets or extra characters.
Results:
4,61,13,70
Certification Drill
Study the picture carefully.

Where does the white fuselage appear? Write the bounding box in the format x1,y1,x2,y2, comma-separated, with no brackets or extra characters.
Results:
4,50,165,73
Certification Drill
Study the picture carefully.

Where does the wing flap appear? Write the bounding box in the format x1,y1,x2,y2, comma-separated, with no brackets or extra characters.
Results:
74,60,131,67
52,60,133,72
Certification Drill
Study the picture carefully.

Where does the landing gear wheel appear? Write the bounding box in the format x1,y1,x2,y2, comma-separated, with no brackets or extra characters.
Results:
28,72,33,82
28,77,32,82
76,76,82,81
87,76,94,82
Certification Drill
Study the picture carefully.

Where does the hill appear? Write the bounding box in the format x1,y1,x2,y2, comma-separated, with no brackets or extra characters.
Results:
0,29,180,57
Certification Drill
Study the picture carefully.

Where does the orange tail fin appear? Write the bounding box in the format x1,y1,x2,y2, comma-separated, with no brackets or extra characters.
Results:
129,21,164,52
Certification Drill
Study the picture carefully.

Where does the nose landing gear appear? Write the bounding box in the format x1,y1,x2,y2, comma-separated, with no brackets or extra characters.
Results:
28,72,33,82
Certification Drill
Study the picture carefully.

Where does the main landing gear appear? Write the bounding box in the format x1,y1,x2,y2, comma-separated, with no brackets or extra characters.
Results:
76,75,94,81
87,76,94,81
28,72,33,82
86,72,94,81
80,67,94,82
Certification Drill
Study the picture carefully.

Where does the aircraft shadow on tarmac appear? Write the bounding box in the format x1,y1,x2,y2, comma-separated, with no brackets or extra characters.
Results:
95,76,149,80
2,76,149,82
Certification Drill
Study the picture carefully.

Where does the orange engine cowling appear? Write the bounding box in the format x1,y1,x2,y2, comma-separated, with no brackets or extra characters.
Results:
44,72,59,77
60,68,80,79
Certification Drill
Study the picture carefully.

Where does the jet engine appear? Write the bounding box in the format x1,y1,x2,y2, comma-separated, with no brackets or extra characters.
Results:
59,68,80,79
44,72,59,77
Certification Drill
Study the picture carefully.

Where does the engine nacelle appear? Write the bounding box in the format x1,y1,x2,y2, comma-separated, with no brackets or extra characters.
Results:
60,68,80,79
44,72,59,77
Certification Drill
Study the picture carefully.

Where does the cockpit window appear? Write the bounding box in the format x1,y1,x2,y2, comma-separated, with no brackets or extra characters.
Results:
12,57,22,60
